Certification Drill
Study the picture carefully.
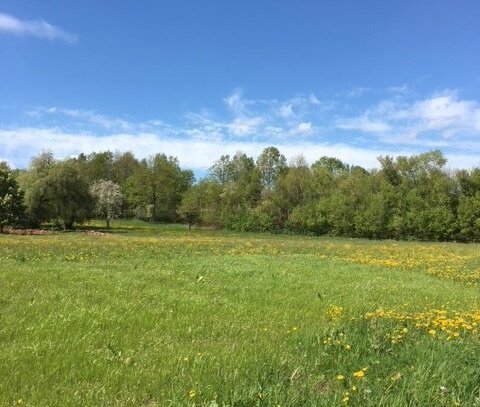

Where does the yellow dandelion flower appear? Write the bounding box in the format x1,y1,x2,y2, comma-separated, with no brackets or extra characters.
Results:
336,375,345,381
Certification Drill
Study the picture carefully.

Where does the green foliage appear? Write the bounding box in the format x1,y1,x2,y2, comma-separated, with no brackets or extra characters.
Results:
21,153,93,229
0,161,25,232
457,193,480,241
177,187,201,229
127,154,193,222
11,148,480,241
256,146,287,190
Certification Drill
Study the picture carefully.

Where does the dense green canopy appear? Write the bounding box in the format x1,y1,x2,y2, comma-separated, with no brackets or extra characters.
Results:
5,148,480,241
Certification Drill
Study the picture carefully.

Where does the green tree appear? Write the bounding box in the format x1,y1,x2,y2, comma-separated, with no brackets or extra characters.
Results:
20,151,56,227
208,155,232,185
256,146,287,191
178,187,201,230
77,151,114,183
0,162,25,232
218,152,261,230
22,154,93,229
127,154,193,222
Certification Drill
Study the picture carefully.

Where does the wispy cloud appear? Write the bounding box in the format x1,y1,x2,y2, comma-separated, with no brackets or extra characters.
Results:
293,122,313,136
2,127,478,172
336,90,480,143
0,12,77,43
0,127,415,171
2,88,480,171
346,86,371,98
337,116,391,133
28,107,132,131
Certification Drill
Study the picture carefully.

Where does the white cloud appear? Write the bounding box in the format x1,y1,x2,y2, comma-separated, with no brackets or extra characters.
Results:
387,84,409,95
57,108,131,130
0,12,77,43
337,91,480,142
2,127,479,172
3,88,480,171
224,89,246,115
337,116,391,133
309,94,320,105
279,103,294,118
410,93,479,133
228,117,263,136
0,127,395,170
293,122,313,135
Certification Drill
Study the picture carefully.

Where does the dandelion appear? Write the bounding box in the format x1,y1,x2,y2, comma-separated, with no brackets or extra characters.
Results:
326,304,344,320
337,375,345,381
353,370,365,379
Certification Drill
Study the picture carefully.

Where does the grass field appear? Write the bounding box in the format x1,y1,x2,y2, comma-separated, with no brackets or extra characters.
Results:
1,221,480,406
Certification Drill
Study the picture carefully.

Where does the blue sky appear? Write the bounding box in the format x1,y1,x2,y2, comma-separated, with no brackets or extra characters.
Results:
1,1,480,172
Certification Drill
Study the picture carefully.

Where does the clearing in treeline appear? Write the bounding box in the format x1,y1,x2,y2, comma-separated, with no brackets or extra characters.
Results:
1,221,480,406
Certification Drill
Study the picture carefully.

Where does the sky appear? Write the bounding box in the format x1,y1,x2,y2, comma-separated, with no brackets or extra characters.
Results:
1,1,480,174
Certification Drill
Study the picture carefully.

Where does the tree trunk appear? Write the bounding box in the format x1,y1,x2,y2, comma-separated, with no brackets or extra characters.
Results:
106,218,110,229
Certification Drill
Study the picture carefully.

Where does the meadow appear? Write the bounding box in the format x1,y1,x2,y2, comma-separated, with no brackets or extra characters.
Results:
1,221,480,406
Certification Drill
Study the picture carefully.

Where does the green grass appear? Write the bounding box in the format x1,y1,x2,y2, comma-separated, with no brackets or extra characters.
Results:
1,221,480,406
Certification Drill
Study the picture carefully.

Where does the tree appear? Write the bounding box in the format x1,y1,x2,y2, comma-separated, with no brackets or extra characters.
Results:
178,187,201,230
312,156,349,176
111,151,140,187
47,160,94,229
256,146,287,191
208,155,232,185
77,151,114,183
0,162,25,232
217,152,261,230
22,154,93,229
19,151,56,227
90,180,123,228
127,154,193,222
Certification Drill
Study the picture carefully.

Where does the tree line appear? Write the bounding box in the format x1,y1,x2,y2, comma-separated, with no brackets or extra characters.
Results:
1,148,479,241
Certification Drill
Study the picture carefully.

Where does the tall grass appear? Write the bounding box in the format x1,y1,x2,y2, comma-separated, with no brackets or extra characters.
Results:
1,221,479,406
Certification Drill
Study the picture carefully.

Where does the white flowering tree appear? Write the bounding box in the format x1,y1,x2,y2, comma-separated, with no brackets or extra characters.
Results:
89,180,123,229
